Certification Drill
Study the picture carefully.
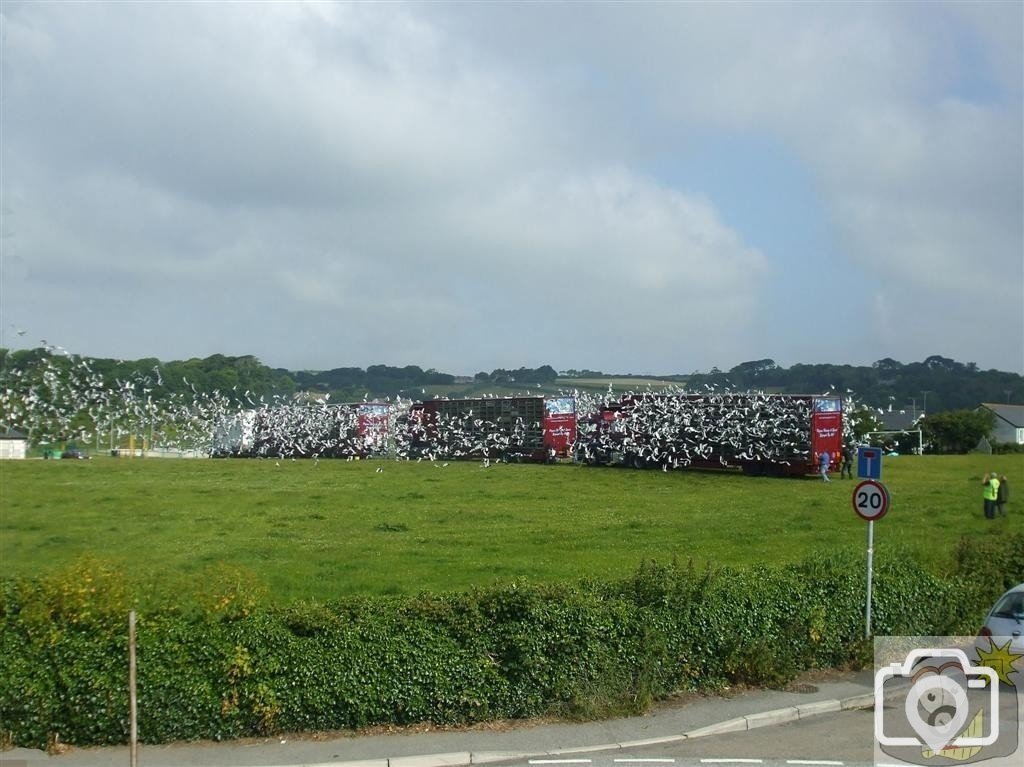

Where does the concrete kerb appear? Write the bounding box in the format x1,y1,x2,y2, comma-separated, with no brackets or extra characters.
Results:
321,691,879,767
743,706,800,730
391,752,477,767
470,753,539,765
675,696,859,741
841,692,876,710
545,743,624,755
795,699,842,718
679,716,748,738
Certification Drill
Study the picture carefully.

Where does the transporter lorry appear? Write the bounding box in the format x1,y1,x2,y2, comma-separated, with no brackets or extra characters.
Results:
211,402,391,458
399,395,576,462
575,392,843,476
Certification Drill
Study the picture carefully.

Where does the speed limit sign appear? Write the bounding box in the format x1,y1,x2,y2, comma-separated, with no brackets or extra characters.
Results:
852,479,890,521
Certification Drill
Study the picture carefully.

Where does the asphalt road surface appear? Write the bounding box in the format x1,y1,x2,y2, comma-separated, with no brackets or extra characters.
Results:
504,709,876,767
504,704,1024,767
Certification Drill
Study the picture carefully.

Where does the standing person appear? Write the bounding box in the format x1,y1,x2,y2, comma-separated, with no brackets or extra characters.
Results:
983,472,999,519
996,474,1009,517
819,451,831,482
840,444,854,479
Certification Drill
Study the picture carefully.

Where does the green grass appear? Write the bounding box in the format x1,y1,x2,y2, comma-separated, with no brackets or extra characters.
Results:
556,376,684,390
414,375,683,399
0,454,1020,605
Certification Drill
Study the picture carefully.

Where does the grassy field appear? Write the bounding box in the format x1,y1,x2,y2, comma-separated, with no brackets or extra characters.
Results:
414,376,683,399
0,454,1020,605
557,376,685,390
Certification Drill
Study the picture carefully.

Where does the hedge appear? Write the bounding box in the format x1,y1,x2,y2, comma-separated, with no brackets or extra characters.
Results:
3,537,1021,749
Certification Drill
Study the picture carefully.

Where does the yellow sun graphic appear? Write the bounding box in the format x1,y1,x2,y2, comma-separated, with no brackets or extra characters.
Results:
974,637,1023,687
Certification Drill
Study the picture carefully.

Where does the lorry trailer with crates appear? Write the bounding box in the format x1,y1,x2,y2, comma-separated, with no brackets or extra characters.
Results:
210,390,844,476
398,395,576,462
212,402,391,458
575,392,843,476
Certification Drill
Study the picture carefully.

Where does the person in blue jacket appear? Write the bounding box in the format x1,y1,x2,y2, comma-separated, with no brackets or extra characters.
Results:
818,451,831,482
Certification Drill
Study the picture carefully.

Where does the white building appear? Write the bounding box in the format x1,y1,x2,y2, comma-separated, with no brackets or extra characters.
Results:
978,403,1024,445
0,430,28,459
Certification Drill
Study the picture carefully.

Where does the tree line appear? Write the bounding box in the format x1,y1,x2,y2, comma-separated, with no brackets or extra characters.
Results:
2,347,1020,413
683,355,1023,414
0,350,564,405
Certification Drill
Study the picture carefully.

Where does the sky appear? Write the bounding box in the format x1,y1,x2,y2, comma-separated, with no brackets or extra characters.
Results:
1,1,1021,376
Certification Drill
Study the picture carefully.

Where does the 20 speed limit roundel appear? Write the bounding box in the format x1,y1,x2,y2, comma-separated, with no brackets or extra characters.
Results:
852,479,890,521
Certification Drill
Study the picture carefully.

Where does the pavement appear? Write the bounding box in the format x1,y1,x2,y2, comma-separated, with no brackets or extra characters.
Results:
0,671,876,767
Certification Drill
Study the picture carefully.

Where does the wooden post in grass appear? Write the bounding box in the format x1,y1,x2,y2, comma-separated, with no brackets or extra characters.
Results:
129,610,138,767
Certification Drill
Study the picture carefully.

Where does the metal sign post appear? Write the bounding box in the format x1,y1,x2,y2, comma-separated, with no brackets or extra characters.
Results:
865,520,875,638
852,479,890,638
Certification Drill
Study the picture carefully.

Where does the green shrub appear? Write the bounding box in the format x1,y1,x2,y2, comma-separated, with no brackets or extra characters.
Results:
3,541,1018,748
952,533,1024,597
991,442,1024,454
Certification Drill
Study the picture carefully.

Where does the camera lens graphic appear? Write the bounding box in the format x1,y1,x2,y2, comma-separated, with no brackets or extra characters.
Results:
927,704,958,727
905,675,969,753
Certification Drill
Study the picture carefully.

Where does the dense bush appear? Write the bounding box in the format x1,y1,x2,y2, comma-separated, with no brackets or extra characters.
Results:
2,544,1019,749
992,442,1024,454
951,533,1024,601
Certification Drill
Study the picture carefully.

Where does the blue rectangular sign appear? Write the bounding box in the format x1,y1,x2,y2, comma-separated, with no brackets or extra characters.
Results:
857,446,882,480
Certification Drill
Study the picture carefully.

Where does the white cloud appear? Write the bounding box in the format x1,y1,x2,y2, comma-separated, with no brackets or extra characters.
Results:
1,1,1020,373
450,167,766,294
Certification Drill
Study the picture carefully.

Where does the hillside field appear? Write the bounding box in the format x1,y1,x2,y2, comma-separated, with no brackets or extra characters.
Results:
414,376,683,399
1,454,1020,606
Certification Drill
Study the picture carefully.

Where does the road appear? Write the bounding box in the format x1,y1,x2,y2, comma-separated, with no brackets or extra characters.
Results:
503,701,1024,767
503,709,876,767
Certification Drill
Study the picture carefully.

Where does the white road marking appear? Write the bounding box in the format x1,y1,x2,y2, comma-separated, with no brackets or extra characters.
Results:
700,761,764,764
786,761,845,765
529,761,593,765
614,761,677,764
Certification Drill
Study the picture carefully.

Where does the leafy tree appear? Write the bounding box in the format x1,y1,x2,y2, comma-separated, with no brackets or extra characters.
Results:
728,359,779,388
923,355,961,373
921,409,997,454
488,365,557,385
849,406,883,442
873,358,904,375
535,365,558,383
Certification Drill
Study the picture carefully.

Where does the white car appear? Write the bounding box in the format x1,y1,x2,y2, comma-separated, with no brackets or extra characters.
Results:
980,582,1024,652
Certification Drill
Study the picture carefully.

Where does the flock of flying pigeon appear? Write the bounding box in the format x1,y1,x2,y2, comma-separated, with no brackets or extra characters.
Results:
573,391,832,470
216,404,391,459
1,338,859,465
395,408,542,463
0,344,235,453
